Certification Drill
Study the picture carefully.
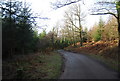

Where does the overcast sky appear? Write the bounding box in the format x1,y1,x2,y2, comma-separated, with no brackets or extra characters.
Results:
19,0,110,33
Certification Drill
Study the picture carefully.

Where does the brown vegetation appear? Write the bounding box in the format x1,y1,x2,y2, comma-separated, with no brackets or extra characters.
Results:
65,40,118,58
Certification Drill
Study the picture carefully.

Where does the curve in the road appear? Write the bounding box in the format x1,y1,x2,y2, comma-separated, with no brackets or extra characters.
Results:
58,50,119,79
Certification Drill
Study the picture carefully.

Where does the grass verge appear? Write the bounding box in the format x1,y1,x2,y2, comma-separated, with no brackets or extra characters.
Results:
39,51,63,79
88,54,118,72
2,51,63,79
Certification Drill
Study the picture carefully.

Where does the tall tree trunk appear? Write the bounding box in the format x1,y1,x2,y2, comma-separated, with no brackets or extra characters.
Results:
73,37,76,47
117,12,120,77
118,22,120,78
117,10,120,48
79,31,82,46
117,1,120,48
79,16,83,46
118,17,120,72
73,28,76,47
118,23,120,48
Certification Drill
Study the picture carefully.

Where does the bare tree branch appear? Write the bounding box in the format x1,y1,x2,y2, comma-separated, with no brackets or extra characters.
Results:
96,8,110,12
91,1,120,47
31,17,50,20
91,12,118,19
97,1,115,5
64,11,80,30
52,0,81,9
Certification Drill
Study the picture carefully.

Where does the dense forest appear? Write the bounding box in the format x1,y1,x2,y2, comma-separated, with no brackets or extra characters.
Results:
1,0,120,79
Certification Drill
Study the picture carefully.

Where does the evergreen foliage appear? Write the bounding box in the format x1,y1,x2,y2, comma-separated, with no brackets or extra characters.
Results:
2,0,38,58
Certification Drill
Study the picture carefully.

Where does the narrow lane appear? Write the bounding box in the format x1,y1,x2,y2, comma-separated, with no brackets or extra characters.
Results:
58,50,118,79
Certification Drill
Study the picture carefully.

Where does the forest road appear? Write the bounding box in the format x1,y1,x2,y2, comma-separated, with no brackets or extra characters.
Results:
58,50,119,79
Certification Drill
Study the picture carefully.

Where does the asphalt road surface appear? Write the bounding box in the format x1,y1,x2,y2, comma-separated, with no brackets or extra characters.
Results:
58,50,119,79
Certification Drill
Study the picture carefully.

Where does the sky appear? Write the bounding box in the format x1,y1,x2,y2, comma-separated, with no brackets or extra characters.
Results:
19,0,110,33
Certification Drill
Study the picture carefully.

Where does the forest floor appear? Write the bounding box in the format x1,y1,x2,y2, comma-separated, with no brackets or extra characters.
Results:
64,40,119,71
2,51,63,79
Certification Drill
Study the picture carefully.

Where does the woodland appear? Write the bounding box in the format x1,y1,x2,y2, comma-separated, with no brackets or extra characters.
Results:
1,0,120,79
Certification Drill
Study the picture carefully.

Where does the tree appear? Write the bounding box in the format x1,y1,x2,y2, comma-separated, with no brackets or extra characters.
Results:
2,0,23,57
88,23,100,42
94,29,102,42
63,3,86,46
63,11,77,46
82,27,88,42
52,0,120,47
91,0,120,47
88,16,118,42
103,16,118,41
39,29,46,39
2,0,37,58
98,17,105,40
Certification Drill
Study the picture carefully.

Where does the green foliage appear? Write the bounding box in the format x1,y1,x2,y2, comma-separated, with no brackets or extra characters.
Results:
54,39,71,49
2,0,38,58
39,30,46,39
92,17,104,42
99,17,104,28
94,29,101,42
82,28,88,42
40,52,62,79
116,1,120,10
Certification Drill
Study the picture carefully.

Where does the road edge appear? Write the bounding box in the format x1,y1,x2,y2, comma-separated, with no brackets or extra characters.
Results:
57,50,66,79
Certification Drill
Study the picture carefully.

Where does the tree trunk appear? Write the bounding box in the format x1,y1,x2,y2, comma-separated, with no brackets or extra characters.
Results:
116,4,120,76
79,32,83,46
73,34,75,47
73,29,76,47
117,14,120,48
73,39,76,47
78,16,83,46
117,13,120,77
116,1,120,48
118,25,120,48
